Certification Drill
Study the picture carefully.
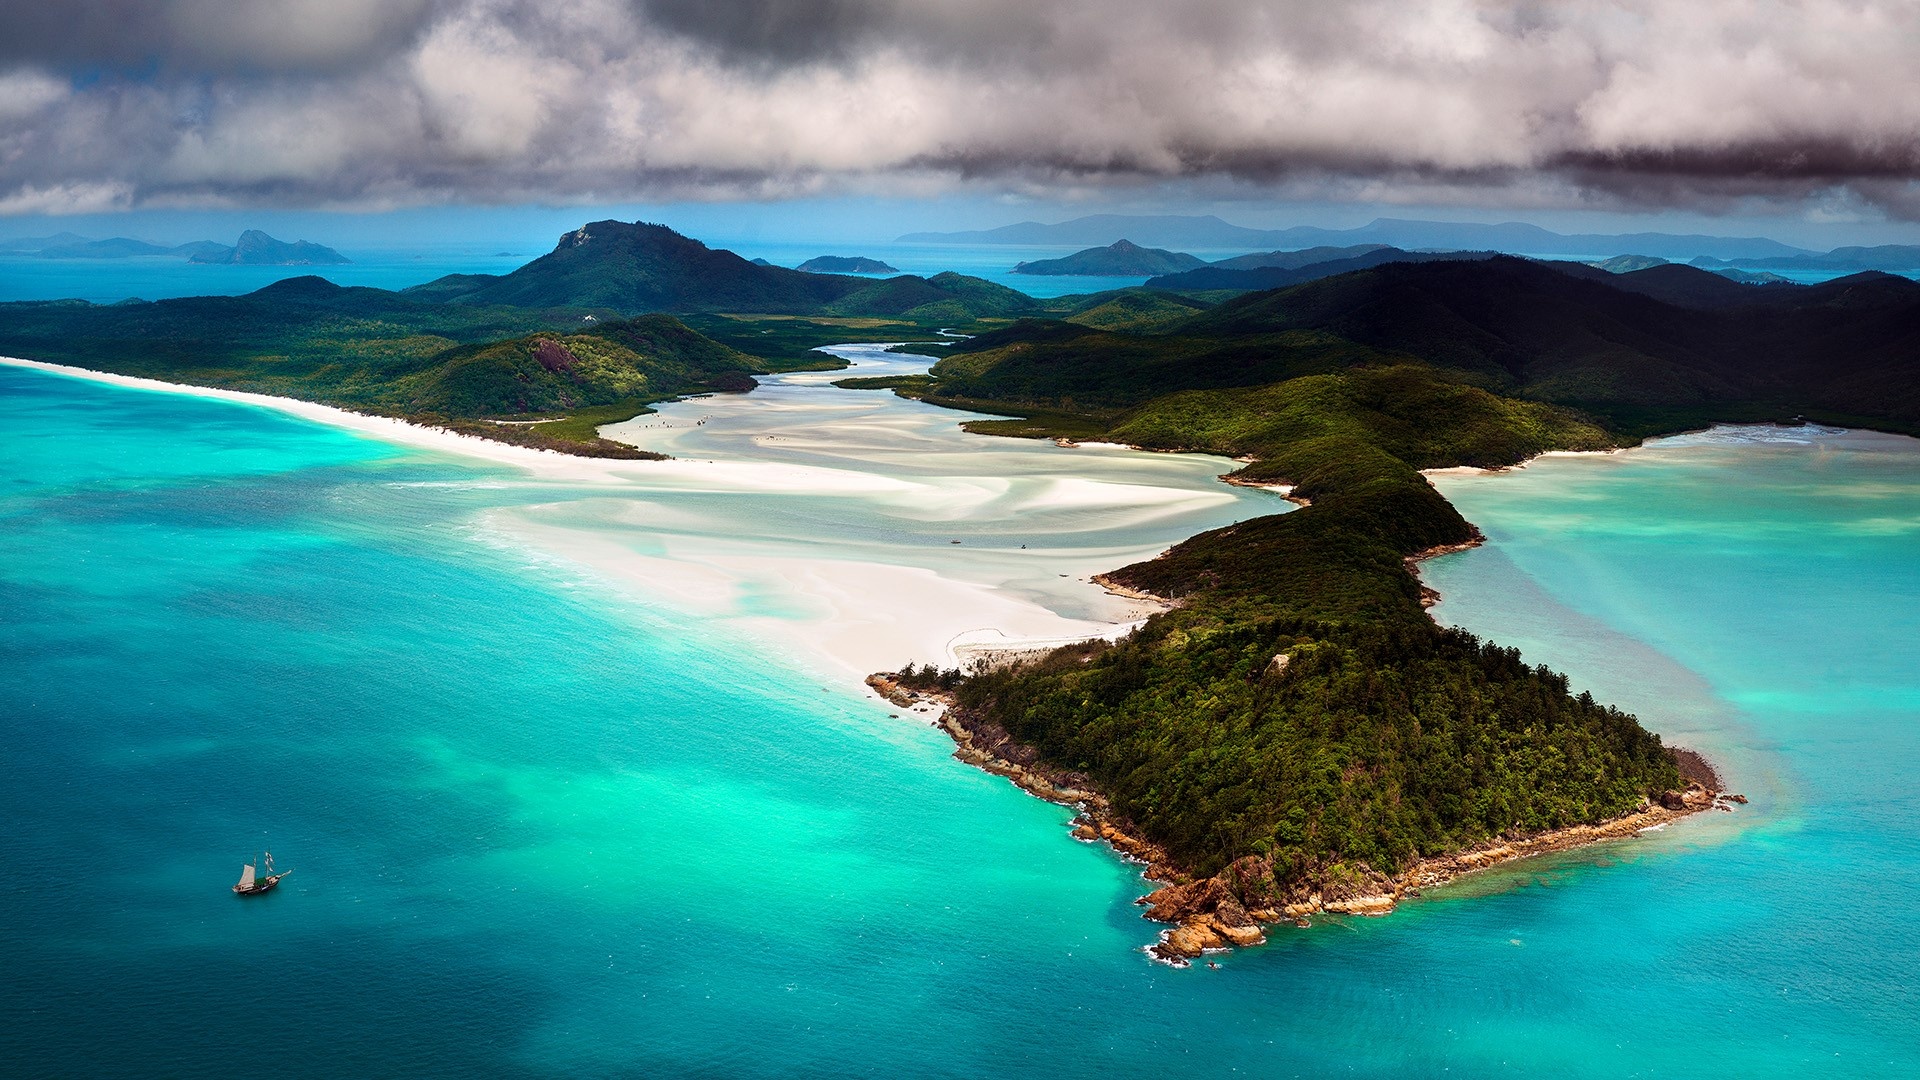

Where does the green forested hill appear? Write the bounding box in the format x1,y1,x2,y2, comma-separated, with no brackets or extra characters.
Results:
1142,247,1490,293
930,367,1680,886
1060,290,1213,332
0,279,772,457
408,220,861,313
880,254,1920,899
935,257,1920,435
407,220,1039,322
1109,366,1616,469
1012,239,1206,276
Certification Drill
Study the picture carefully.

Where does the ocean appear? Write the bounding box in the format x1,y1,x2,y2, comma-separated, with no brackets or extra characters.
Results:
3,361,1917,1077
5,240,1908,306
0,241,1256,305
0,244,1160,305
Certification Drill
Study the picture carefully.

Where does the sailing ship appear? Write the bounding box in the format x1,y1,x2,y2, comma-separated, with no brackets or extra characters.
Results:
232,850,291,896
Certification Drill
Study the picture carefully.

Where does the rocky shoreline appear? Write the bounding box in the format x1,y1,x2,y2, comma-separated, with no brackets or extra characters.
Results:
1405,533,1489,606
868,671,1734,967
1089,573,1180,607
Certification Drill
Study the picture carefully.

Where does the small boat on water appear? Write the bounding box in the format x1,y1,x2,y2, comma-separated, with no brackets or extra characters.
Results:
233,851,291,896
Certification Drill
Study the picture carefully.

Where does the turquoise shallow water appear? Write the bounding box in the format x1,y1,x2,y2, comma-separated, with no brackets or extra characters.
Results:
4,369,1919,1077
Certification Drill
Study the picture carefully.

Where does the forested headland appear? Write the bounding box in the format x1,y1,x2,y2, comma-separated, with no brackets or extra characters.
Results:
868,255,1920,957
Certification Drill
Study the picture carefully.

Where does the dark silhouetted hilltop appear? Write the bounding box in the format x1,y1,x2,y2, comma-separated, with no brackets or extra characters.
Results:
796,255,899,274
1013,239,1207,276
406,220,1032,320
189,230,349,265
1208,244,1389,270
1145,248,1494,292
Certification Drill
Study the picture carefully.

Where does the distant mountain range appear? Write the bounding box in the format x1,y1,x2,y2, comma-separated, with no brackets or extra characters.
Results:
1013,239,1206,276
1,229,347,265
901,214,1821,262
0,232,89,254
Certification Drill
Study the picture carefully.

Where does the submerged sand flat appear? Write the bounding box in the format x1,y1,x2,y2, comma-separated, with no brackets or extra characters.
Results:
488,344,1286,678
5,346,1286,681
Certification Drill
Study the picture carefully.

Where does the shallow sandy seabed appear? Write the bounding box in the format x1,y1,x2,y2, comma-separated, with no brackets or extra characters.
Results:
4,349,1281,682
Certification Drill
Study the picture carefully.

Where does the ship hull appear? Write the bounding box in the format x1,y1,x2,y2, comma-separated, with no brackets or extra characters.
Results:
232,873,285,896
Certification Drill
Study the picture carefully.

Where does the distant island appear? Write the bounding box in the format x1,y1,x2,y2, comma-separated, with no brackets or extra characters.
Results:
903,213,1820,261
188,230,349,265
28,237,230,260
796,255,899,274
2,228,348,265
1712,267,1795,284
1588,254,1668,273
1691,244,1920,273
1585,254,1795,285
1013,239,1205,276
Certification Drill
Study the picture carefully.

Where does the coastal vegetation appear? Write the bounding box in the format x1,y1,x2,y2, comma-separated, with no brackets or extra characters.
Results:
869,254,1920,950
0,278,771,454
889,363,1680,921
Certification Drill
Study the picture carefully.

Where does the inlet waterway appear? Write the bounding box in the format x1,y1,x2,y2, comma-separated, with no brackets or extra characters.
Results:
2,352,1916,1077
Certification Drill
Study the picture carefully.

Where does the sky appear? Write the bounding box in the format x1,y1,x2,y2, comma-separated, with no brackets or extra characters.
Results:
3,1,1919,248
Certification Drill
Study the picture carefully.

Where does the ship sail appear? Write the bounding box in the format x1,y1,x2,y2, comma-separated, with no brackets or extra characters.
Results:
237,863,256,889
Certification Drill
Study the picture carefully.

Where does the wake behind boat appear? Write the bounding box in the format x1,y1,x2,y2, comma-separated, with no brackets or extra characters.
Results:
233,851,290,896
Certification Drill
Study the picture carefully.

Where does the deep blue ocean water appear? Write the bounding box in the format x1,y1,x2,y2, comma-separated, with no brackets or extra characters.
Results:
4,367,1918,1077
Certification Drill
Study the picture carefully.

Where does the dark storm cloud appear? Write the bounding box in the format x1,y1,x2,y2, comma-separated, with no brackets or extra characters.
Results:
0,0,440,74
637,0,900,64
634,0,1068,67
1,0,1918,217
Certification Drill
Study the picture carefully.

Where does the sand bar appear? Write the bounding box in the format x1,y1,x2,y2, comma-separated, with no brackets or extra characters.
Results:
5,352,1282,683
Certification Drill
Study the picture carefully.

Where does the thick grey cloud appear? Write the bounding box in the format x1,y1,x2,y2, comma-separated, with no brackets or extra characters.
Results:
0,1,441,74
1,0,1917,217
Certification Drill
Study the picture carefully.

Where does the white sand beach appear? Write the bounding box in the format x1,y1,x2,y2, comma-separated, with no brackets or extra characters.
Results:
5,348,1287,683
